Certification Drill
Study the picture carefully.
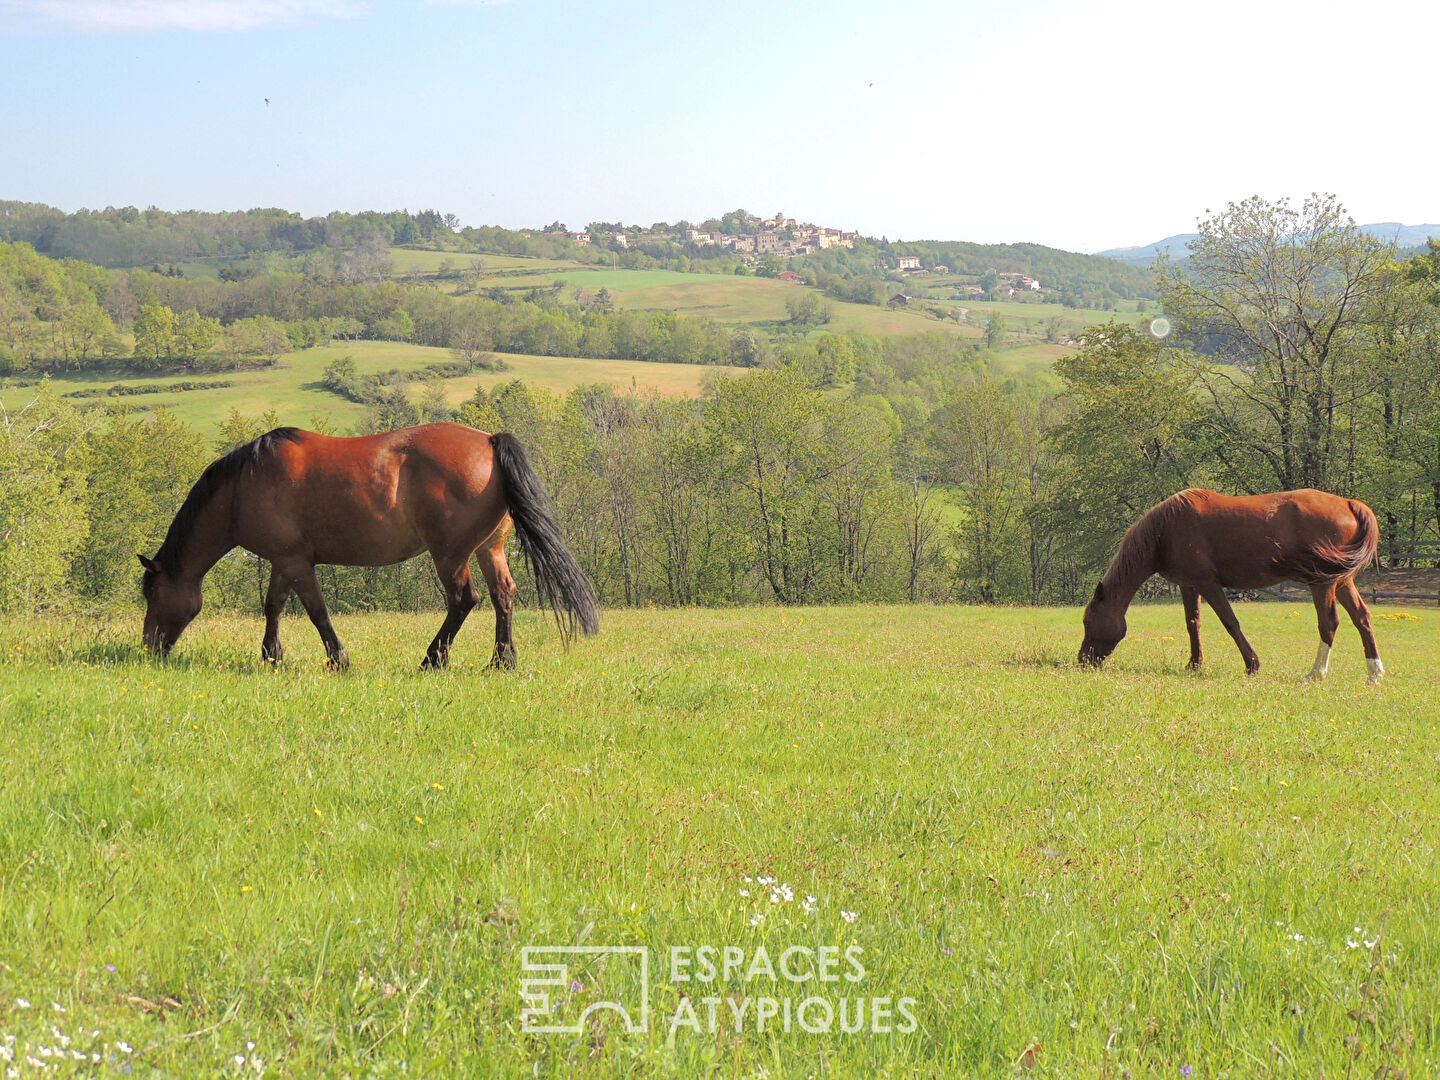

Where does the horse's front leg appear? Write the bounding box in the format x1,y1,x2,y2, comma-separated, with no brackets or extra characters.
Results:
1181,586,1203,670
289,565,349,670
261,566,291,665
1200,586,1260,675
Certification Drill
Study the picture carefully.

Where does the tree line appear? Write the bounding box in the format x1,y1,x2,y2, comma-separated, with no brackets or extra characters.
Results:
0,242,774,374
1,201,1160,309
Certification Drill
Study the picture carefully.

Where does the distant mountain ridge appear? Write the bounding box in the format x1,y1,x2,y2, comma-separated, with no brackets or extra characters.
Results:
1097,222,1440,264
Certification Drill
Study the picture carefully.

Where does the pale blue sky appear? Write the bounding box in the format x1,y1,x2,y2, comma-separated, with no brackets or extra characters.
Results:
2,0,1436,252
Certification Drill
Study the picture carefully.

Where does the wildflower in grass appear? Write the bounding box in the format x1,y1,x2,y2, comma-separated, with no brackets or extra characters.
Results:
801,895,817,914
415,816,424,824
1289,933,1303,942
569,980,583,993
432,783,444,791
14,1001,29,1010
116,1042,132,1054
738,889,749,897
1181,1067,1194,1078
105,965,117,973
841,910,857,923
749,913,764,927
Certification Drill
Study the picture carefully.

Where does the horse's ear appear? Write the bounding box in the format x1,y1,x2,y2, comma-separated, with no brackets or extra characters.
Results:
1092,581,1105,602
137,554,159,573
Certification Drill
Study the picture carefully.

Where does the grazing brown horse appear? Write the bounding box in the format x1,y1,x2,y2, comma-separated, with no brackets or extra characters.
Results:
1078,489,1382,683
139,423,598,669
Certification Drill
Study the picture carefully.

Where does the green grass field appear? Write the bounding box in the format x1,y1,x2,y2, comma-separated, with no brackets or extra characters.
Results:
2,603,1436,1076
0,343,731,433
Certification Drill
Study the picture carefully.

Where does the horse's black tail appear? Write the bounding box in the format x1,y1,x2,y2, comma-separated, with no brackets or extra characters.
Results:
489,433,599,643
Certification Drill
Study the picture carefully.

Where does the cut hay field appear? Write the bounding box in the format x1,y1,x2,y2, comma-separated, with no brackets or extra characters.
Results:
555,271,984,342
0,342,731,432
2,603,1436,1076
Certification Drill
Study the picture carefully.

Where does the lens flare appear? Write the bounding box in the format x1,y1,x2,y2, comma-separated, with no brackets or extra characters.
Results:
1148,316,1172,338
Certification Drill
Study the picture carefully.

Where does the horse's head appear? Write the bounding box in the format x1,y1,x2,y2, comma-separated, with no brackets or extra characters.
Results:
1078,581,1126,666
138,554,201,656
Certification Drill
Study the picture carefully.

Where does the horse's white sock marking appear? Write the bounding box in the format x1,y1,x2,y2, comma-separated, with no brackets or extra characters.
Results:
1304,642,1331,682
1368,658,1384,684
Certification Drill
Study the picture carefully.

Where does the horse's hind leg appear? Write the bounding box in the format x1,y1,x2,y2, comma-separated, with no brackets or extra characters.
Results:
261,566,291,665
1336,578,1384,684
476,520,517,670
1181,586,1203,670
1303,582,1341,683
289,566,349,670
1200,586,1260,674
421,552,480,670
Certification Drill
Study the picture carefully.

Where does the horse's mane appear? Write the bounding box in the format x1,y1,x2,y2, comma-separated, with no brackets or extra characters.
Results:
1102,490,1207,588
148,427,303,580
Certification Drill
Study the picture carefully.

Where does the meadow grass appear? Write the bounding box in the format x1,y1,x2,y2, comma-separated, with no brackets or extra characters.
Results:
0,343,731,433
1,602,1436,1077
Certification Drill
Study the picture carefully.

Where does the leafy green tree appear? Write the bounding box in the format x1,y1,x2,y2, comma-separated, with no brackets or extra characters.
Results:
0,389,90,611
132,302,178,367
227,317,292,364
175,308,221,368
707,368,829,603
983,314,1007,351
75,407,206,601
1160,193,1392,490
1045,322,1204,571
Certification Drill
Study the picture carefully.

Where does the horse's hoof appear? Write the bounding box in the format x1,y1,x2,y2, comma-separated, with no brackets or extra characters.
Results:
328,649,350,671
488,644,517,671
1300,670,1326,684
420,654,447,671
261,645,283,666
1186,659,1203,672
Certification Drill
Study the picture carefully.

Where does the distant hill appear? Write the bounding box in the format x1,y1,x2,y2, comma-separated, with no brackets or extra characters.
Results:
1098,223,1440,265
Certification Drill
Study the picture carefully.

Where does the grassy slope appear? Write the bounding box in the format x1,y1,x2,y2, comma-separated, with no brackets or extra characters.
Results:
0,342,729,432
1,604,1436,1076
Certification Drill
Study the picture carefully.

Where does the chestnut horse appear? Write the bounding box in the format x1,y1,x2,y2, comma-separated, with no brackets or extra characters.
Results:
139,423,598,669
1078,489,1382,683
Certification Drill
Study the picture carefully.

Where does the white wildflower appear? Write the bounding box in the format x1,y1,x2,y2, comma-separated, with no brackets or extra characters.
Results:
50,1003,64,1013
1346,940,1360,949
840,910,857,923
801,895,818,914
1289,933,1304,942
749,913,764,926
116,1041,133,1054
738,889,749,897
13,1001,29,1011
234,1055,246,1067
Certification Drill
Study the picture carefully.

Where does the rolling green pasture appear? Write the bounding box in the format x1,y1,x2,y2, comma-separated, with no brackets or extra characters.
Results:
2,603,1436,1076
555,272,983,342
0,342,730,433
